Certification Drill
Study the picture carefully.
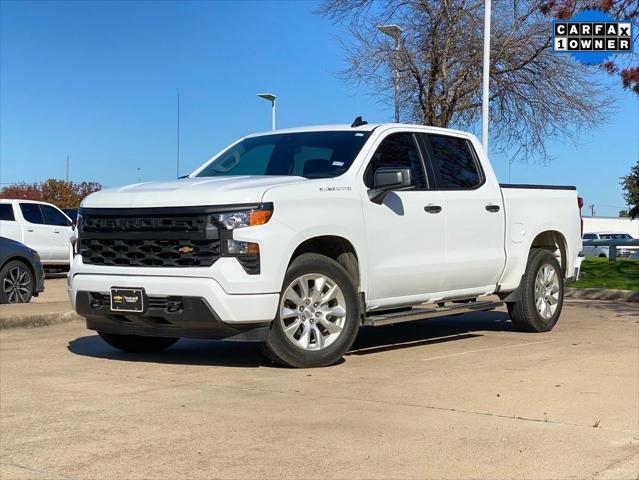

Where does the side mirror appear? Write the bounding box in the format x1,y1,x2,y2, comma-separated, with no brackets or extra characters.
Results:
368,167,413,204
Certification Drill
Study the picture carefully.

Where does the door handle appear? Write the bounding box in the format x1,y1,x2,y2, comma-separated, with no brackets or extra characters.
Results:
25,227,34,232
53,230,60,234
485,204,501,213
424,205,442,214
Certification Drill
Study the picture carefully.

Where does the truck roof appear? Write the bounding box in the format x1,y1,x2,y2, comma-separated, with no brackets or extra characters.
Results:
245,123,476,139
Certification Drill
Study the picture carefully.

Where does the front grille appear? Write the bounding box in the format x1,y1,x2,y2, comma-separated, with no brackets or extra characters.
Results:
79,207,221,268
80,238,220,267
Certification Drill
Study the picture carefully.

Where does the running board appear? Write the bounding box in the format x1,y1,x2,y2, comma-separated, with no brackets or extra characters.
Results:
363,301,503,327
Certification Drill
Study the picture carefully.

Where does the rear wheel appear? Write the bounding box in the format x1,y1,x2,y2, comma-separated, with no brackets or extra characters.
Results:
0,260,34,304
261,253,360,368
98,332,178,353
507,248,564,332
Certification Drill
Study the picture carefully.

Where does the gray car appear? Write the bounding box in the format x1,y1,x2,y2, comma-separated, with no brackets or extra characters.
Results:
0,236,45,304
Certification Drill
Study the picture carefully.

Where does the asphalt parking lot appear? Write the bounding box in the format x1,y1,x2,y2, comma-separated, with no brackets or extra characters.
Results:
0,281,638,479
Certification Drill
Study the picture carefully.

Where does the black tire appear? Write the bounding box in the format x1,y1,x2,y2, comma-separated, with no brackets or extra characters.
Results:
98,332,178,353
507,248,564,332
261,253,361,368
0,260,34,304
598,253,607,258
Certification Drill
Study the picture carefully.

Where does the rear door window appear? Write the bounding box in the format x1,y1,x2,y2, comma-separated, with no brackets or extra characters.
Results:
423,134,483,189
20,203,45,224
0,204,15,221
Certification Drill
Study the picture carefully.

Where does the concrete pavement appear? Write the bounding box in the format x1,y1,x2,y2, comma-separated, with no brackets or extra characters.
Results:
1,297,637,479
0,278,80,329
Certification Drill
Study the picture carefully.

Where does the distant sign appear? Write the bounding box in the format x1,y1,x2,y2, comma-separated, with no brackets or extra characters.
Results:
552,9,634,64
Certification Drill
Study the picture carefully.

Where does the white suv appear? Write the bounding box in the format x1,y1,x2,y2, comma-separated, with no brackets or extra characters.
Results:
0,200,74,267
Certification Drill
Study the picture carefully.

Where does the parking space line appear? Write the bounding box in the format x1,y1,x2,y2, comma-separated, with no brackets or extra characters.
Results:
422,339,556,361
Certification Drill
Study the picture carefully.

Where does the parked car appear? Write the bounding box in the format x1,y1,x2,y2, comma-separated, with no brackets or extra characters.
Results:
0,200,74,267
581,232,638,258
69,121,583,367
0,236,45,304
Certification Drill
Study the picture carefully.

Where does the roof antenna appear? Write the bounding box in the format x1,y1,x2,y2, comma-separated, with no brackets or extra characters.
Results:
351,116,368,128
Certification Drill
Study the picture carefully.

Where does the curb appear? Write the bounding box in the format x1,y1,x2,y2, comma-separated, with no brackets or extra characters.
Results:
0,311,83,330
565,288,639,302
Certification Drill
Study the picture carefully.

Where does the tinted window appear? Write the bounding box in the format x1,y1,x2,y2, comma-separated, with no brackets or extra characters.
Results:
0,204,15,221
425,134,482,189
364,133,426,188
197,131,371,179
42,205,71,226
20,203,45,224
582,234,596,240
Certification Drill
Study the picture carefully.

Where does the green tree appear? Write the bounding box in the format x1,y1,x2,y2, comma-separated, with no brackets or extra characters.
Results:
620,159,639,219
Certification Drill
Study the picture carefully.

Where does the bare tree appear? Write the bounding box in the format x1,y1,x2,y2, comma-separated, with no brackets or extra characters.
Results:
318,0,613,160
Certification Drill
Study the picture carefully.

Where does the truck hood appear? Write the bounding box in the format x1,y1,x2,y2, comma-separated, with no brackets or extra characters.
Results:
81,176,305,209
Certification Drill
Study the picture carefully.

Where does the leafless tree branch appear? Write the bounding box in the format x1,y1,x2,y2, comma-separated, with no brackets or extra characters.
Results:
319,0,614,161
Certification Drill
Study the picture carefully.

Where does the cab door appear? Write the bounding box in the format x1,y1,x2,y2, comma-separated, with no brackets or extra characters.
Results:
419,133,506,292
40,204,73,262
18,203,52,261
361,131,447,302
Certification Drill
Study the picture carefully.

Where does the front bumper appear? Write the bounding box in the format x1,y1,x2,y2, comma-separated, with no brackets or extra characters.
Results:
76,293,270,341
69,273,279,340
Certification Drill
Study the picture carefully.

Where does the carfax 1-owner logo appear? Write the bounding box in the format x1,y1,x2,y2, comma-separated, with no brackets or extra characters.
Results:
553,9,634,64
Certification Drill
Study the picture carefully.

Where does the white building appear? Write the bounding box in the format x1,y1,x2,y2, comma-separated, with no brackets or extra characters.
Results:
583,216,639,237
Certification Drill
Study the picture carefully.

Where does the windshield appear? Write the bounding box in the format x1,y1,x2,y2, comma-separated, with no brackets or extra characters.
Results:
196,131,371,179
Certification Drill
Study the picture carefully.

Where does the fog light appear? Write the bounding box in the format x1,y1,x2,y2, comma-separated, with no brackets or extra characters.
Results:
226,240,259,255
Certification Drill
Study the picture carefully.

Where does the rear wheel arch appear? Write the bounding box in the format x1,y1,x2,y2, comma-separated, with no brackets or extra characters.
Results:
530,230,568,276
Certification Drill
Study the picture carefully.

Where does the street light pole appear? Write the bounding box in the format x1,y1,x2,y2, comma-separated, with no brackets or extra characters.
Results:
376,24,403,123
481,0,492,152
257,93,277,130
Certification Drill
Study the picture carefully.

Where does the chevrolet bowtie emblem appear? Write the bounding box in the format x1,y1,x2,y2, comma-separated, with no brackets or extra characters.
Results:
178,246,194,254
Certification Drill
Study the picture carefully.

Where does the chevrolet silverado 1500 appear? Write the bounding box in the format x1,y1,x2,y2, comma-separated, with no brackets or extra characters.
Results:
69,122,583,367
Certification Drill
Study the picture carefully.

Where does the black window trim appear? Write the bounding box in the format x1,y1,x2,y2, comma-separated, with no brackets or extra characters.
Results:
419,133,486,191
362,131,430,191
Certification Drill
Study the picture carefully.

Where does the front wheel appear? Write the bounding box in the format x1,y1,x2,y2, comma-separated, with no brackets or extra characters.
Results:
507,248,564,332
0,260,34,304
261,253,360,368
98,332,178,353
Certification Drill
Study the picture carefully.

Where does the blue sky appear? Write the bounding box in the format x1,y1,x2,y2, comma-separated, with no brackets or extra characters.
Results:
1,0,637,217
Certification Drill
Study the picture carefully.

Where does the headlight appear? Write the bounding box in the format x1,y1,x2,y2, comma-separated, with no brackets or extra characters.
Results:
213,204,273,230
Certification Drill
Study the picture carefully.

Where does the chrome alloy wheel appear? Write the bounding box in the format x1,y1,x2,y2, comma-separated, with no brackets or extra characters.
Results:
3,266,32,304
279,273,347,351
534,264,560,320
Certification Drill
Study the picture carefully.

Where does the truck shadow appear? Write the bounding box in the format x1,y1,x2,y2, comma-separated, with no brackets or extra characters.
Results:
67,310,513,368
348,310,512,356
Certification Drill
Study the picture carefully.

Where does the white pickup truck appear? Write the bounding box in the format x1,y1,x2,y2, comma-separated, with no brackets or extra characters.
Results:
69,122,583,367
